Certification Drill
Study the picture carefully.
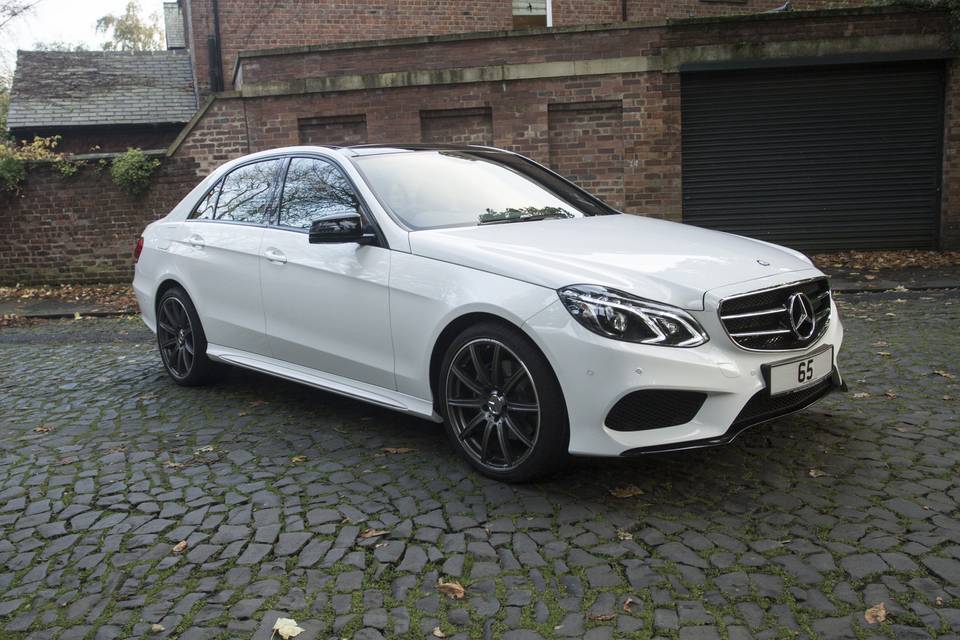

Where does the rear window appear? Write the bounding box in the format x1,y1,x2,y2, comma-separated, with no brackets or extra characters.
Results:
214,159,283,224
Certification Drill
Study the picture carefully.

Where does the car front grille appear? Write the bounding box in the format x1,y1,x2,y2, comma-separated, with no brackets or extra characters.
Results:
719,278,831,351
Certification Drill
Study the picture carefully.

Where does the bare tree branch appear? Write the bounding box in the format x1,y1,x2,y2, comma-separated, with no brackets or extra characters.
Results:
0,0,43,34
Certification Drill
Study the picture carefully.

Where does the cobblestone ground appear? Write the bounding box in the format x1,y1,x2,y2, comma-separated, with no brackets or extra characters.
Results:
1,290,958,640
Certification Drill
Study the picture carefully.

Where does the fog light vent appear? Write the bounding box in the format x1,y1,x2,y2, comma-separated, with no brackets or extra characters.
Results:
605,390,707,432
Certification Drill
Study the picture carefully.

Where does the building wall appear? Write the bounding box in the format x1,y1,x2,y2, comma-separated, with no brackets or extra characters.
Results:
944,63,959,249
1,7,954,284
185,0,876,95
0,159,199,284
8,126,183,156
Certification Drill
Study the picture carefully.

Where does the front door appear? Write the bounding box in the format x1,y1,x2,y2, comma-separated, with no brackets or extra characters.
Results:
260,156,395,390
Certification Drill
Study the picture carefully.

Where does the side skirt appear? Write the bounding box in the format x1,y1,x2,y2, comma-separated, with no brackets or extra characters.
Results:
205,344,442,422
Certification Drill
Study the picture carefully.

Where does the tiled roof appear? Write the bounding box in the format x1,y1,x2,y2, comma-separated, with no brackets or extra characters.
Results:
7,50,197,130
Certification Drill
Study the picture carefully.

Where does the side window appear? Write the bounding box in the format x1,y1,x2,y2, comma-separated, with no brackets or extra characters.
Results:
189,179,221,220
278,157,361,230
215,159,282,224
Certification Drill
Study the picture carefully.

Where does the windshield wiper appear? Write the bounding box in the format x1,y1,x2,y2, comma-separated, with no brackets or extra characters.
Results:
477,206,574,225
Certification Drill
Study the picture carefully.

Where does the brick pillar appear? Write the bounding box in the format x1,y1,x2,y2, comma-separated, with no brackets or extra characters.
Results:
622,70,682,221
492,83,550,166
942,60,959,249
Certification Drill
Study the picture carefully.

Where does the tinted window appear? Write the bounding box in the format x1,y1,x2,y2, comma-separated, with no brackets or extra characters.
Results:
278,158,361,229
189,179,221,220
352,150,616,230
214,160,282,224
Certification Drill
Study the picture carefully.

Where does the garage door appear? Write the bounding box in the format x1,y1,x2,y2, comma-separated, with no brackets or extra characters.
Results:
681,61,945,251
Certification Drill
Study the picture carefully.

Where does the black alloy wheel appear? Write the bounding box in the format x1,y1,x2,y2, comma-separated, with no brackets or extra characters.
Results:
440,322,568,482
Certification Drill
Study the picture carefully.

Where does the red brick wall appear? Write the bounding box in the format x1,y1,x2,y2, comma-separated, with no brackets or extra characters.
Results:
421,108,494,146
298,115,369,145
548,101,625,209
0,159,199,284
176,98,250,177
188,1,876,94
943,62,959,249
186,0,514,95
8,126,182,156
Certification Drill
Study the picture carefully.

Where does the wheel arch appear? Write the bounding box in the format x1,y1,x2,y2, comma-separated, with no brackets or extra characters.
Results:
428,311,564,416
155,277,193,313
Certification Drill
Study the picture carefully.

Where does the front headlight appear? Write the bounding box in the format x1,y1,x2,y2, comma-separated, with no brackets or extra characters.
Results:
558,285,708,347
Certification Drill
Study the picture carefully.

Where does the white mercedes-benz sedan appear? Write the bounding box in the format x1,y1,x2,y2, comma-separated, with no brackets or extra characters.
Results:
134,144,844,482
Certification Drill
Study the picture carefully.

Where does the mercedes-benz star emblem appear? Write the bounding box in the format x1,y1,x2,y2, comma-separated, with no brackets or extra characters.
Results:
787,292,816,340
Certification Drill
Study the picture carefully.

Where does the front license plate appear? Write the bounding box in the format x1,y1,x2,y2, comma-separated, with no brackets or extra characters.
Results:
767,347,834,396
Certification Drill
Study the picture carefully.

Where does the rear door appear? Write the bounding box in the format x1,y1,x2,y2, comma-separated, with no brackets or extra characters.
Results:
260,156,395,389
178,158,283,354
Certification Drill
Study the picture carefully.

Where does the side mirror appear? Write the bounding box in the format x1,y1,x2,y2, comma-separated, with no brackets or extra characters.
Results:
308,212,372,244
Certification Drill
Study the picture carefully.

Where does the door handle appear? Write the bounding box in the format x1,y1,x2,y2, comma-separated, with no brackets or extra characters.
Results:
263,247,287,264
185,234,205,249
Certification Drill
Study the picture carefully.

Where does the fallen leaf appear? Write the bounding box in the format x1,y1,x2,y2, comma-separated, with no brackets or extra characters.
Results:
609,484,644,498
944,396,954,401
864,275,876,280
359,528,389,539
884,390,898,399
616,529,633,541
33,425,50,433
936,596,944,606
623,596,637,613
249,399,269,406
171,540,187,555
933,370,956,379
872,341,889,347
436,579,465,600
73,311,82,319
588,613,616,621
383,447,415,454
876,351,891,357
864,602,887,624
271,617,304,640
432,627,447,638
290,455,307,463
194,445,215,455
150,623,165,633
163,460,184,469
808,468,827,478
853,392,870,399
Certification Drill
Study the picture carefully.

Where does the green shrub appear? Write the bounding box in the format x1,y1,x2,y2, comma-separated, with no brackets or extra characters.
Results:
0,136,70,194
110,148,160,196
0,145,26,193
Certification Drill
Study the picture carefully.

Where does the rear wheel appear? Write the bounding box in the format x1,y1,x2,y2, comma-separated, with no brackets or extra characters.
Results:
156,287,220,386
439,322,568,482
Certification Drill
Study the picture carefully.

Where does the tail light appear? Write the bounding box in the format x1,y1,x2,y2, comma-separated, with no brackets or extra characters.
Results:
133,236,144,261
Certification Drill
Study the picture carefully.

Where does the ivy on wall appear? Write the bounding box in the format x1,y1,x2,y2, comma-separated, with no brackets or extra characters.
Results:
110,148,161,196
0,140,161,196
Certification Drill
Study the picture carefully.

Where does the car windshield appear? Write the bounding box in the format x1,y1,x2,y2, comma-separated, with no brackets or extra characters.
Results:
352,150,616,230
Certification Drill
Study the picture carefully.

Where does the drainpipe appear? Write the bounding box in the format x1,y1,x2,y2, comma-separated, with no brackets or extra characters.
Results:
208,0,224,92
621,0,628,22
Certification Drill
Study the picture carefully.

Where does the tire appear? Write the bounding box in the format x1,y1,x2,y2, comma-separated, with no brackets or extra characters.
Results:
155,286,221,386
438,321,569,482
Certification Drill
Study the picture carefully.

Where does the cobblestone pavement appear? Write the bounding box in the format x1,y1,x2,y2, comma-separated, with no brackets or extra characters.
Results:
1,290,958,640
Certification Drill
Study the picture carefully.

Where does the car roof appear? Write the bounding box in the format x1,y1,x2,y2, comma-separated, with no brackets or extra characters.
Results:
342,143,509,157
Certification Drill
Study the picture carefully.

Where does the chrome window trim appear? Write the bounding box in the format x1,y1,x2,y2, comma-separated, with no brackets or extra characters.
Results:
717,276,832,353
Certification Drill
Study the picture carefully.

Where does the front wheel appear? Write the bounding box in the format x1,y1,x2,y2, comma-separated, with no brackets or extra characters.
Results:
438,322,569,482
156,286,221,386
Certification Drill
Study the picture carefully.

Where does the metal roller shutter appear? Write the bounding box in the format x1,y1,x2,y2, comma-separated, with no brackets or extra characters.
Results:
681,61,945,251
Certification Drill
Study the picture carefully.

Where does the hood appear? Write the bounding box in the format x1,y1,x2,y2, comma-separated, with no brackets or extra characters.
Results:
408,214,819,310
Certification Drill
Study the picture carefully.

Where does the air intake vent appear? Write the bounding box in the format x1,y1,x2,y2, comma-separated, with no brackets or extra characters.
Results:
605,390,707,432
719,278,831,351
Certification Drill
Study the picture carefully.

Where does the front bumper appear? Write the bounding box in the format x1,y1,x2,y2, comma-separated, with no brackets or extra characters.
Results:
523,292,845,457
